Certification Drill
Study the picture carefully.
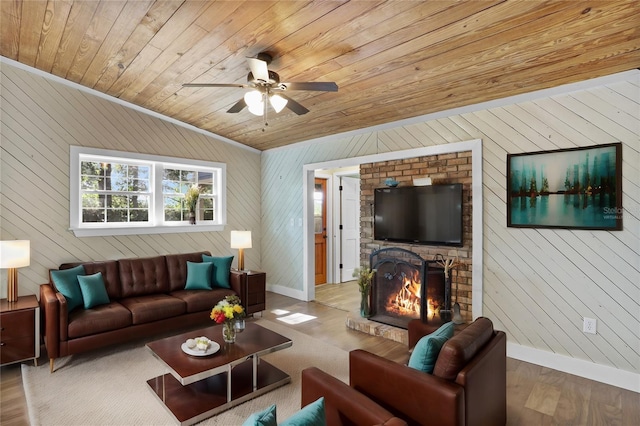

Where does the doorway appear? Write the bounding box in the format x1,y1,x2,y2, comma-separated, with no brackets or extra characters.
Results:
314,178,327,285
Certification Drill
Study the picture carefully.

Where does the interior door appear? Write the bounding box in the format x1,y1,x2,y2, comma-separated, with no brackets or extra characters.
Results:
340,176,360,282
314,178,327,285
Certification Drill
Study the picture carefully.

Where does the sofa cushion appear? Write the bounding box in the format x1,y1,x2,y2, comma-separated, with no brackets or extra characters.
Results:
433,317,494,381
202,254,233,288
165,251,211,292
408,322,454,373
119,294,186,325
242,404,277,426
171,288,236,314
61,260,121,299
185,261,212,290
119,256,169,297
68,302,132,339
78,272,111,309
51,265,85,312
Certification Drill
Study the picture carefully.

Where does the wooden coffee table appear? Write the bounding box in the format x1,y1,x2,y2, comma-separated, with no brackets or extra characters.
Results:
146,322,292,425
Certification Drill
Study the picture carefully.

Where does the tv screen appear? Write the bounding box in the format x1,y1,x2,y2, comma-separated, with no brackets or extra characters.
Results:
374,184,463,246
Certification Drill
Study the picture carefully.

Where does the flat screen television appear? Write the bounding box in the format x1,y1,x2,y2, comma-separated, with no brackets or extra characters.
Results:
374,184,463,246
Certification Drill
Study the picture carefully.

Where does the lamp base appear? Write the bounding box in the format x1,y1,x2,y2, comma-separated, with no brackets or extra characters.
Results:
237,249,245,271
7,268,18,303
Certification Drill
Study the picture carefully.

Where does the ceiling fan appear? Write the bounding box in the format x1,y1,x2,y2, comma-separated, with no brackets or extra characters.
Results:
183,53,338,124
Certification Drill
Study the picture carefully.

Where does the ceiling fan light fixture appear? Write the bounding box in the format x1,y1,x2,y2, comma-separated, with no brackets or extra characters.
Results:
247,101,264,116
269,94,288,113
244,90,262,107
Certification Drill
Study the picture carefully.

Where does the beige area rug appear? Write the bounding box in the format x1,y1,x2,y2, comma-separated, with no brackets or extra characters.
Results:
22,319,349,425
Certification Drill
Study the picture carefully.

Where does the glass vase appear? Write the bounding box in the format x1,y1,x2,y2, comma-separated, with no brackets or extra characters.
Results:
222,321,236,343
360,288,371,318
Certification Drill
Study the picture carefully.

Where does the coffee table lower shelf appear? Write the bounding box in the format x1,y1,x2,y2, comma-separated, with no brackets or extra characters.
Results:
147,359,290,426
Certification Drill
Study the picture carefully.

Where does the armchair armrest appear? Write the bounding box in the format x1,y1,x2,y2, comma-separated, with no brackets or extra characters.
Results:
302,367,407,426
349,349,464,426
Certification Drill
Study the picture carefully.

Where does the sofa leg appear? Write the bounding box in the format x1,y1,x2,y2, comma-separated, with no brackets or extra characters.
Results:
49,358,54,373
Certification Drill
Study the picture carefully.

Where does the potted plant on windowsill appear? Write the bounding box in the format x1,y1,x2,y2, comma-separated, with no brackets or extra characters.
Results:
353,266,376,318
184,184,201,225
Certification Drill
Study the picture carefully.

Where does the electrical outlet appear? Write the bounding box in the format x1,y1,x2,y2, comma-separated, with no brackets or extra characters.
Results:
583,317,597,334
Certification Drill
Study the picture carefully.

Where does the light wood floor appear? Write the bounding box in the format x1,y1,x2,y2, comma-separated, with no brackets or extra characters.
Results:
1,283,638,425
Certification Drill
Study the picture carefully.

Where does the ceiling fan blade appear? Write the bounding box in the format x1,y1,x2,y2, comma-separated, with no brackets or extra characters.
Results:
280,82,338,92
246,57,270,83
227,98,247,113
183,83,248,88
279,94,309,115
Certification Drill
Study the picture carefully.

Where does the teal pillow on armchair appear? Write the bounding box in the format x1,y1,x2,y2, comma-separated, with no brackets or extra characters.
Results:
408,321,455,373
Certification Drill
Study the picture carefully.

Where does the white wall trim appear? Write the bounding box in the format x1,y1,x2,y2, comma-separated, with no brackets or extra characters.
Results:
302,140,483,312
0,56,259,154
508,342,640,393
266,69,640,154
266,283,306,301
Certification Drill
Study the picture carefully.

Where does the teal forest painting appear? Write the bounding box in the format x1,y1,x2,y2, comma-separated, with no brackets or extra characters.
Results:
507,143,622,230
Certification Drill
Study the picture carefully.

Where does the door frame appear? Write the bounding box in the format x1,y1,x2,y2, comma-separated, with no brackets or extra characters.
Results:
302,140,484,319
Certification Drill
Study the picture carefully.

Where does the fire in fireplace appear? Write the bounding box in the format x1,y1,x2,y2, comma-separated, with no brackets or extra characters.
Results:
369,248,449,329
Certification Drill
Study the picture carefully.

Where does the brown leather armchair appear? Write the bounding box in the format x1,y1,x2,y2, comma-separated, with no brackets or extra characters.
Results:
350,317,507,426
302,367,408,426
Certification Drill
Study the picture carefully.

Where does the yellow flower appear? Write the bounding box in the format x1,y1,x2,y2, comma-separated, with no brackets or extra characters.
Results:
223,305,234,318
233,305,244,314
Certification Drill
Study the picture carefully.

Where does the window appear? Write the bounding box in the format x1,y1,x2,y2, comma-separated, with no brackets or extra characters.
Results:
70,146,226,237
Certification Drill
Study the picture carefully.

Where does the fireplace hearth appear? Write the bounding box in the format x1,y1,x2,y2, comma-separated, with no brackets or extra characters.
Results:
369,248,450,329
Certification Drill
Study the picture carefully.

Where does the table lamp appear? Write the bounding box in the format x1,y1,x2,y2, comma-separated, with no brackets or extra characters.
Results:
0,240,30,303
230,231,252,271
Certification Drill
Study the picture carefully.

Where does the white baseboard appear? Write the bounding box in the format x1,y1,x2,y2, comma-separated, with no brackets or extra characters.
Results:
507,342,640,393
266,283,307,301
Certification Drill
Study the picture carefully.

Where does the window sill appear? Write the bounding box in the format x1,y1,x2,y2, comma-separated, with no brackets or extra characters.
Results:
70,224,225,237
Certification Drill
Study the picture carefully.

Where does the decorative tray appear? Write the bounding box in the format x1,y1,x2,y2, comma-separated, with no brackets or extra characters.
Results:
180,337,220,357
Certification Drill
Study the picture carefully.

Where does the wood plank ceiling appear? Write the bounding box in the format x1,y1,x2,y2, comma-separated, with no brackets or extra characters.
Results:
1,1,639,151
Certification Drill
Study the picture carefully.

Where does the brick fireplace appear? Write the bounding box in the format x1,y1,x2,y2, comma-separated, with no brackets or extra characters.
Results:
360,151,473,323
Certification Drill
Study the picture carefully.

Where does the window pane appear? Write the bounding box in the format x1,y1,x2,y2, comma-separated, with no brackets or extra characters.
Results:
164,209,182,221
200,197,213,208
163,180,180,193
163,169,181,181
81,176,103,190
82,194,104,208
128,165,150,180
130,195,149,209
107,209,128,222
130,210,148,222
181,170,196,182
83,209,104,222
130,179,149,192
199,184,213,194
108,195,129,208
81,161,102,176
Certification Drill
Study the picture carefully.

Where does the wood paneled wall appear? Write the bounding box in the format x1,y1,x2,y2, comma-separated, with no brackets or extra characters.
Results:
0,61,262,297
262,74,639,377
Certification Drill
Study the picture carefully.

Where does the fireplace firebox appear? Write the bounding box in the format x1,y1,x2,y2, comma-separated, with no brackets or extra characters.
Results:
369,248,450,329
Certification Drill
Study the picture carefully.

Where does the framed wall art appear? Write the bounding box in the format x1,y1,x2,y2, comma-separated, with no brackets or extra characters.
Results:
507,143,622,230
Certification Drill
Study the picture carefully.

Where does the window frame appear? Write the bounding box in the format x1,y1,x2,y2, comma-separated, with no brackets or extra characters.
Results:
70,146,226,237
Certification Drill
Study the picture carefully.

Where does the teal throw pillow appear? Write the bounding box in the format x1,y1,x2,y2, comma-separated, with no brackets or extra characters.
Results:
185,261,213,290
280,397,326,426
242,404,277,426
408,322,454,373
50,265,85,312
202,254,233,289
77,272,110,309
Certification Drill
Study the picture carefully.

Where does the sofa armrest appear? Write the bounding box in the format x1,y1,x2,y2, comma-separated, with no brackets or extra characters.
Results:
40,284,67,359
349,349,464,426
229,270,246,302
302,367,407,426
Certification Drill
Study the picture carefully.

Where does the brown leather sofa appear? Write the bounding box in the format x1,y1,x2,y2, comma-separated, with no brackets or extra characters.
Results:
301,367,408,426
350,317,507,426
40,251,246,372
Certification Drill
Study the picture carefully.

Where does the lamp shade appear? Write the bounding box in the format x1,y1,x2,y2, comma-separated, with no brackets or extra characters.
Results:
269,94,288,113
230,231,252,249
0,240,30,268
